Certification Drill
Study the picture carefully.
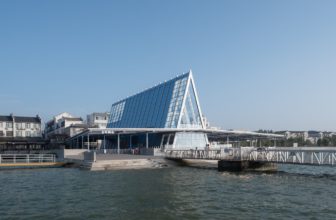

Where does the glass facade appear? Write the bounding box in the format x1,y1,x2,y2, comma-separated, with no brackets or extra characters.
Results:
179,82,203,128
107,71,208,149
108,73,194,129
174,132,208,149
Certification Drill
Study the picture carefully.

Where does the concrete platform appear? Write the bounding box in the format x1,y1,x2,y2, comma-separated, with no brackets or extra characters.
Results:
81,153,175,171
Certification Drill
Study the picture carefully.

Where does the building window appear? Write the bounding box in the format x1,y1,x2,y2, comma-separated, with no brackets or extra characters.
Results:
26,123,30,129
16,131,23,137
26,131,31,137
110,101,126,123
6,131,13,137
16,123,25,130
6,122,12,128
0,122,2,128
0,131,3,136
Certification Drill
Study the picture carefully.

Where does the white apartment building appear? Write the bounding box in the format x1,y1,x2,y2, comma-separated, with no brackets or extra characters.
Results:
87,112,110,128
45,112,85,138
0,114,42,138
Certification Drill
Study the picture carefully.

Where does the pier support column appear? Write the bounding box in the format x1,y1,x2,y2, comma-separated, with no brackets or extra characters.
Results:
103,135,106,150
146,133,149,149
87,134,90,151
218,160,277,172
117,134,120,154
218,160,249,172
82,135,84,149
129,135,132,149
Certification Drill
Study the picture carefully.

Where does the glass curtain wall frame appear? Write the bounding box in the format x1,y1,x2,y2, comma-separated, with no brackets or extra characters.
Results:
107,73,190,129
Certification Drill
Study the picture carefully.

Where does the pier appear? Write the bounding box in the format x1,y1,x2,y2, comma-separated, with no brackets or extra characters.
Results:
165,147,336,171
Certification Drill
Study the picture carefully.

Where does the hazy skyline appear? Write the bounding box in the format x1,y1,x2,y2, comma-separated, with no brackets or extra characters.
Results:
1,0,336,131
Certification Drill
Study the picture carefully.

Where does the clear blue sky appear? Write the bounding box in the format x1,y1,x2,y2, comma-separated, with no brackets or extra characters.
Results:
1,0,336,131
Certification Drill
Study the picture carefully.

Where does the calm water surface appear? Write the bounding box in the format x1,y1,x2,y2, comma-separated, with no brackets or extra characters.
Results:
1,165,336,220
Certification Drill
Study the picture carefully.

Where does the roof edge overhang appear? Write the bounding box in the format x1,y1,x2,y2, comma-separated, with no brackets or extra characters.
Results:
68,127,284,141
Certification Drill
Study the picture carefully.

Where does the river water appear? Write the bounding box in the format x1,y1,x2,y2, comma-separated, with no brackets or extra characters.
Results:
1,165,336,220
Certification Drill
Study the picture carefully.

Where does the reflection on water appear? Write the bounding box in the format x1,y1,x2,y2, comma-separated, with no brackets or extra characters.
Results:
0,165,336,220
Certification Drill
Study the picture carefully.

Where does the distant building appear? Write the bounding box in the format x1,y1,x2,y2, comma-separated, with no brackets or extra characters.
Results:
276,131,308,140
45,112,86,140
0,114,42,138
275,130,336,145
322,132,334,138
87,112,110,128
0,114,44,151
307,130,323,144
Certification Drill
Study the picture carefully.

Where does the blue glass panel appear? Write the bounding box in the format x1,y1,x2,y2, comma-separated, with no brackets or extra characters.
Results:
130,95,139,127
122,97,133,127
156,83,169,127
142,89,152,127
160,81,174,127
146,87,157,127
152,85,164,127
137,93,147,127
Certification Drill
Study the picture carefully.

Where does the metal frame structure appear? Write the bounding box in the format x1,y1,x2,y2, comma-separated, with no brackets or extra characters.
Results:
66,71,284,151
66,127,284,151
248,147,336,166
165,147,336,167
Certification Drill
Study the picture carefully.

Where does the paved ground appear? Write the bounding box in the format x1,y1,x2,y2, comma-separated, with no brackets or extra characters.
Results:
96,154,160,160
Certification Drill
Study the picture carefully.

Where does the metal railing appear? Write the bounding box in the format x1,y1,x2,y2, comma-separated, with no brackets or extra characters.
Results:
165,147,336,166
165,149,230,160
0,154,56,164
95,146,165,155
248,147,336,166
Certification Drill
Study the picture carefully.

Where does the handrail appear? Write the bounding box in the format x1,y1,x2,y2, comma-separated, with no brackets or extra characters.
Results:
0,154,56,164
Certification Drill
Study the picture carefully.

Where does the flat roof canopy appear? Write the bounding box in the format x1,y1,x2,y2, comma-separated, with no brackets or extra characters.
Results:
69,128,284,141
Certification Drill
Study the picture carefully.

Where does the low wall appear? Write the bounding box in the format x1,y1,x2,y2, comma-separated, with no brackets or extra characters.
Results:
140,148,164,156
64,149,87,158
84,151,96,162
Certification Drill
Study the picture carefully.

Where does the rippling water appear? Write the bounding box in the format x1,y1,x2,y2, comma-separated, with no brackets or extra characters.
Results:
1,165,336,220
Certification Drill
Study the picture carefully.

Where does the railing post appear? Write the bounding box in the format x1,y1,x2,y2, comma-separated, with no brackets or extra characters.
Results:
117,134,120,155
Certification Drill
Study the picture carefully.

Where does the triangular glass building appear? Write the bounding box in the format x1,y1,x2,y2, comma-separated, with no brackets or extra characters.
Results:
107,71,208,149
